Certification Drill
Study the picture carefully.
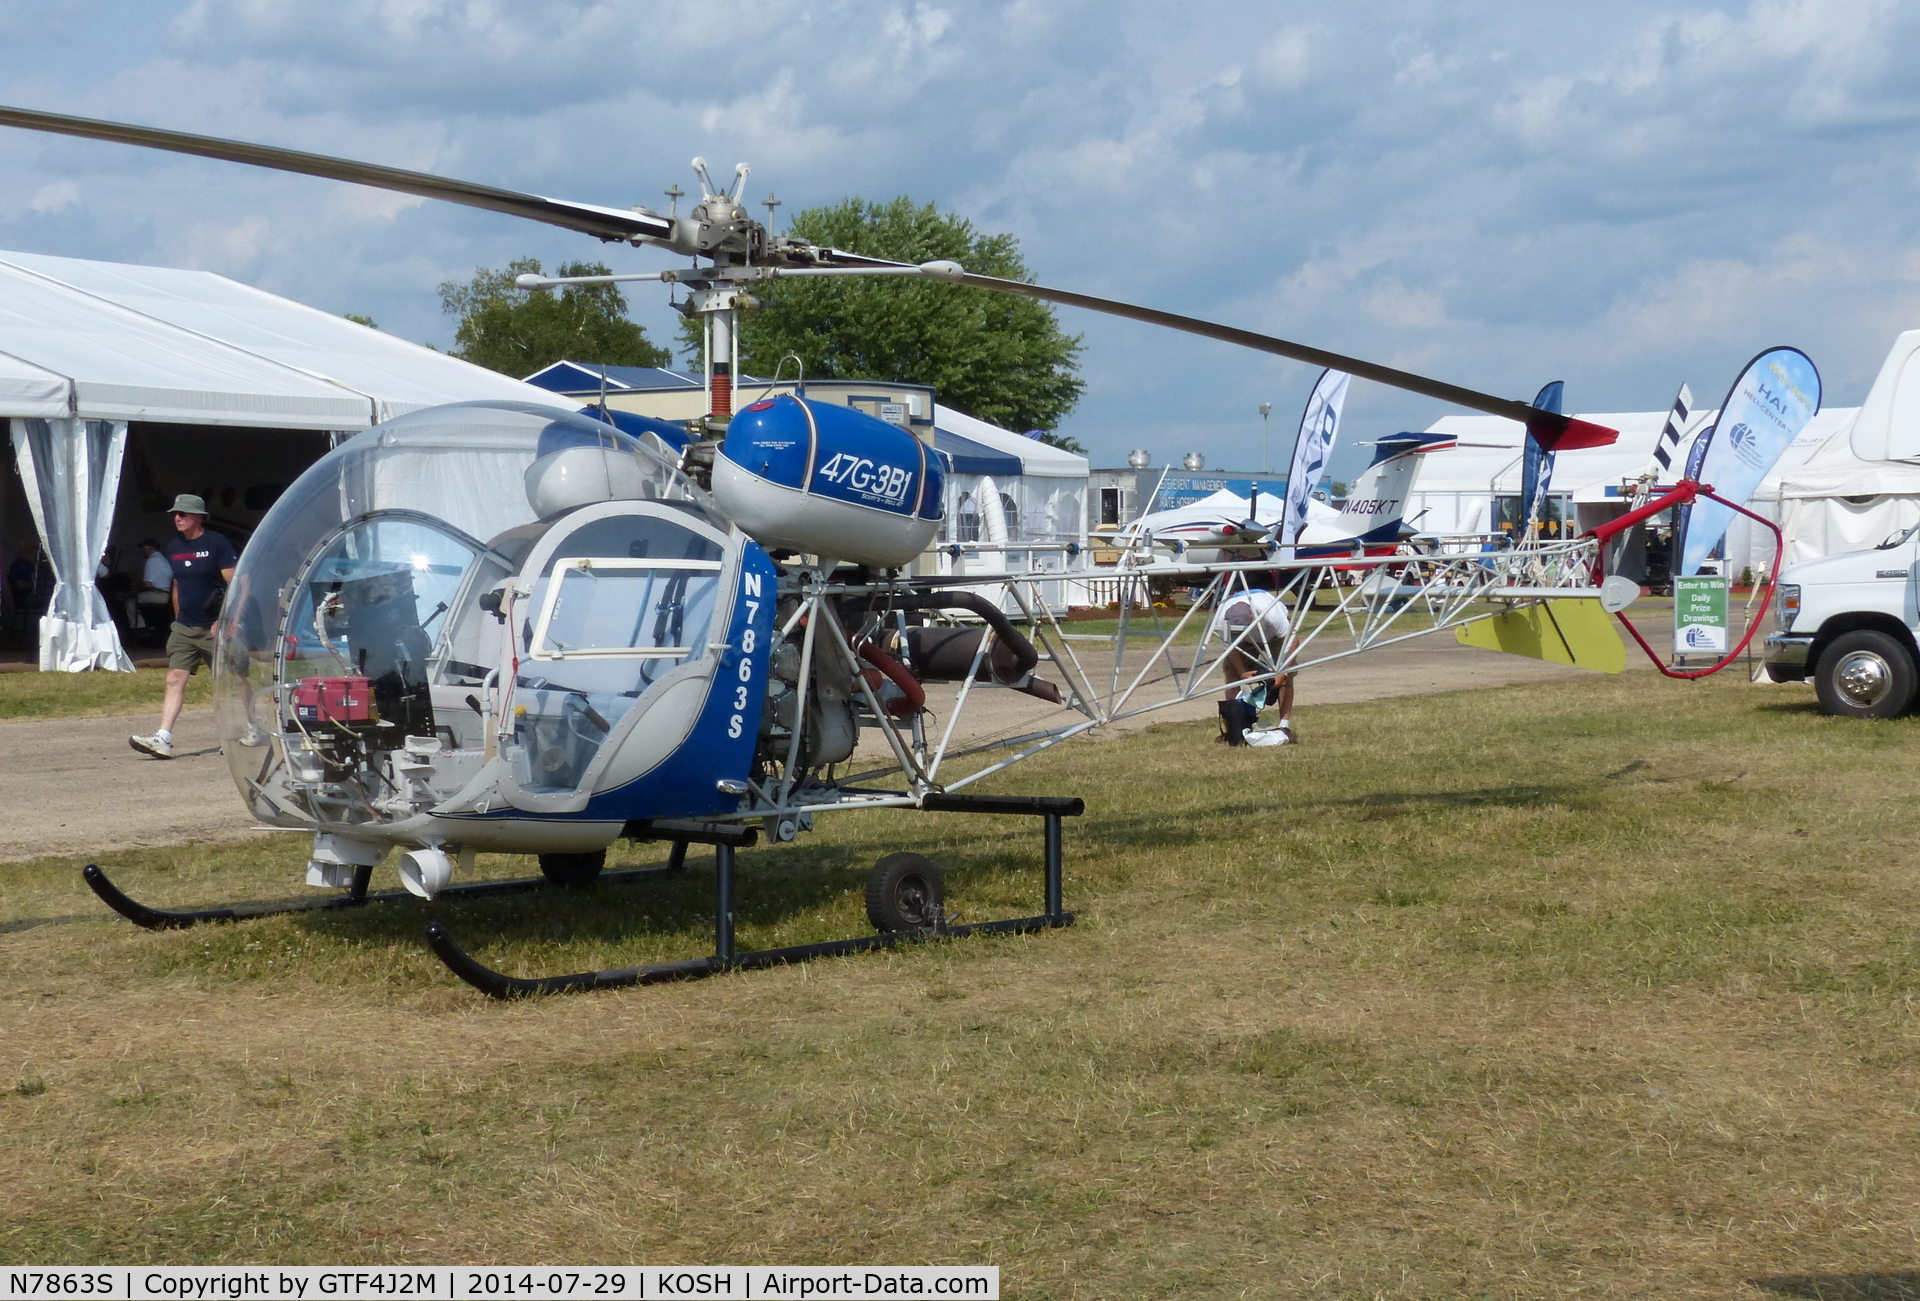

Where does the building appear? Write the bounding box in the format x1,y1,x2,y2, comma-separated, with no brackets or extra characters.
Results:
1088,451,1290,536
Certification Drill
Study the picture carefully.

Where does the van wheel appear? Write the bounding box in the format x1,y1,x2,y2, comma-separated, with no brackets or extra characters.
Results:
1814,630,1918,718
538,850,606,888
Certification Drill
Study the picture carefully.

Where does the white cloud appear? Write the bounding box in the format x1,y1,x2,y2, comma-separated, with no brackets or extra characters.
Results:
1249,27,1318,92
29,180,79,215
3,0,1919,464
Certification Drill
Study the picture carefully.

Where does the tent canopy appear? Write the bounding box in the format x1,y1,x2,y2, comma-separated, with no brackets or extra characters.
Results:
1778,425,1920,499
932,404,1086,478
1774,405,1920,563
0,249,570,429
0,247,572,671
1411,408,1854,515
934,429,1023,476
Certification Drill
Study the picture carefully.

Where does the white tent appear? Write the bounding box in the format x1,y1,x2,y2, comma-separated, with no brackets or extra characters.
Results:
932,403,1087,549
1772,331,1920,563
1411,411,1710,534
929,404,1088,611
1775,429,1920,562
0,249,571,670
1410,404,1856,577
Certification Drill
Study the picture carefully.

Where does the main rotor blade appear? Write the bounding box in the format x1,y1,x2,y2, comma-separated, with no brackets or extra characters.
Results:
818,247,1615,450
955,270,1617,450
0,104,1617,449
0,104,675,246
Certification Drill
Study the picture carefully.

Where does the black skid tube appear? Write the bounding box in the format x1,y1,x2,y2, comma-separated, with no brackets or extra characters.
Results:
83,861,374,930
425,911,1075,1000
82,848,690,932
427,797,1084,999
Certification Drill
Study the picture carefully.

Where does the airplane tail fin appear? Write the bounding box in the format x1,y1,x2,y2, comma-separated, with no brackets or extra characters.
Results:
1334,431,1455,546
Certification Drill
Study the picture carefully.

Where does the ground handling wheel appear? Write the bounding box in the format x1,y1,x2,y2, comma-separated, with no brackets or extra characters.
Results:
538,849,607,888
865,852,944,932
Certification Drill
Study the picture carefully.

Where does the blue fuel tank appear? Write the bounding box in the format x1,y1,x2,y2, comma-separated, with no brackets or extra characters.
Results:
711,395,946,567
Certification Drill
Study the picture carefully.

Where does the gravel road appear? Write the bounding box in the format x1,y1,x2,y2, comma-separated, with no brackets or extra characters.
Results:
0,615,1705,863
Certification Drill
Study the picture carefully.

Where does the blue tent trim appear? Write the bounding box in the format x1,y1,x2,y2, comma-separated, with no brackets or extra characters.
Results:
524,362,704,394
934,427,1022,476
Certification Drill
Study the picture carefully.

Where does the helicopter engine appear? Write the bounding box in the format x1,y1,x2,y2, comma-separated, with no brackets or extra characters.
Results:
757,606,859,770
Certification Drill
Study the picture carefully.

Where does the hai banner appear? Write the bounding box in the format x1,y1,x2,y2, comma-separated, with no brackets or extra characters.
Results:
1519,380,1564,538
1278,369,1350,552
1678,346,1821,576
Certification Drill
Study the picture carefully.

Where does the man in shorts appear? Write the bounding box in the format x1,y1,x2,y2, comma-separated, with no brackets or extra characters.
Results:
130,494,240,759
1215,587,1296,747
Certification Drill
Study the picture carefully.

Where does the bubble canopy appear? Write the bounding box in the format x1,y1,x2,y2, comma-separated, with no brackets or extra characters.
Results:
212,401,713,811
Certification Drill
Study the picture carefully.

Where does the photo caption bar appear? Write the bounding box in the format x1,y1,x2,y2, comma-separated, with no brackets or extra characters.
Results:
0,1267,998,1301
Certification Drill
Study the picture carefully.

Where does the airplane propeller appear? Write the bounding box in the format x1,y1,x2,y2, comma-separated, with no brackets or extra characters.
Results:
0,103,1616,450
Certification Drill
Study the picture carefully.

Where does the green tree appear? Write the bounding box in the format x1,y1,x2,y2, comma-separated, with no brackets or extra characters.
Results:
440,257,669,377
684,197,1085,439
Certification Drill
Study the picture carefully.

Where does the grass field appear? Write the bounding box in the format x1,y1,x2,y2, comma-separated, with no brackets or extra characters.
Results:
0,666,212,720
4,669,1918,1298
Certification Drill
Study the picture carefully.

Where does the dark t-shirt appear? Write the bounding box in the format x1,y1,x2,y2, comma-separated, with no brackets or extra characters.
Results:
166,529,239,627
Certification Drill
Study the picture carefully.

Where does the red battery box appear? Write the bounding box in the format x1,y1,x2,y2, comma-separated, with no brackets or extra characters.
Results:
293,675,376,725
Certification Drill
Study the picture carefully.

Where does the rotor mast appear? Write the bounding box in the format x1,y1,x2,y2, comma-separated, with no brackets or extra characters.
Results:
679,158,759,425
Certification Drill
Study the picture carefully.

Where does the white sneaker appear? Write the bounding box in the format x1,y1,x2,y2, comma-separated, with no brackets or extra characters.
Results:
238,724,265,748
130,733,174,759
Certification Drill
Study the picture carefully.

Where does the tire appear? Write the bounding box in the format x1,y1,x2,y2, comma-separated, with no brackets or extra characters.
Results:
865,852,944,933
538,849,606,888
1814,630,1918,719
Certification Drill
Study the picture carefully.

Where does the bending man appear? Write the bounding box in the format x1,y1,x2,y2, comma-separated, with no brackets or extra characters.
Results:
1216,587,1296,747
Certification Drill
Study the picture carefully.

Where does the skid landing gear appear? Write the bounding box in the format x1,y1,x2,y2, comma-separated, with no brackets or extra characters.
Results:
81,844,691,931
425,794,1084,999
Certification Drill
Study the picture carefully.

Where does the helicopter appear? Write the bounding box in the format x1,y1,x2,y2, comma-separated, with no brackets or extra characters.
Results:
0,104,1775,998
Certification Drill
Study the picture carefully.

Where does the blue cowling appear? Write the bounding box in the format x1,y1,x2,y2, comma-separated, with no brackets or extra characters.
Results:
711,395,947,566
722,396,942,521
573,405,691,451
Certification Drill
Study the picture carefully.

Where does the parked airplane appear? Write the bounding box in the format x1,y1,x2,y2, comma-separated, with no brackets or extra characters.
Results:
1121,432,1455,562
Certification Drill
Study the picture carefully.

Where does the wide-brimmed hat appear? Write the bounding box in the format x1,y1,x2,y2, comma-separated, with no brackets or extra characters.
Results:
168,493,209,516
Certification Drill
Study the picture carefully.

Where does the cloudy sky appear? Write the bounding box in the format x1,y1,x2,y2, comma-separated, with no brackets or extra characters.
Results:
1,0,1917,476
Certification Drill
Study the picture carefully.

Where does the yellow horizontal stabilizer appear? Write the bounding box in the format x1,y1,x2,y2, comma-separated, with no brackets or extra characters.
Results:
1454,598,1626,673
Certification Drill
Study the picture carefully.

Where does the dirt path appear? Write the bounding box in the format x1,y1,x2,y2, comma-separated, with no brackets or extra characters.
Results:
0,615,1711,864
